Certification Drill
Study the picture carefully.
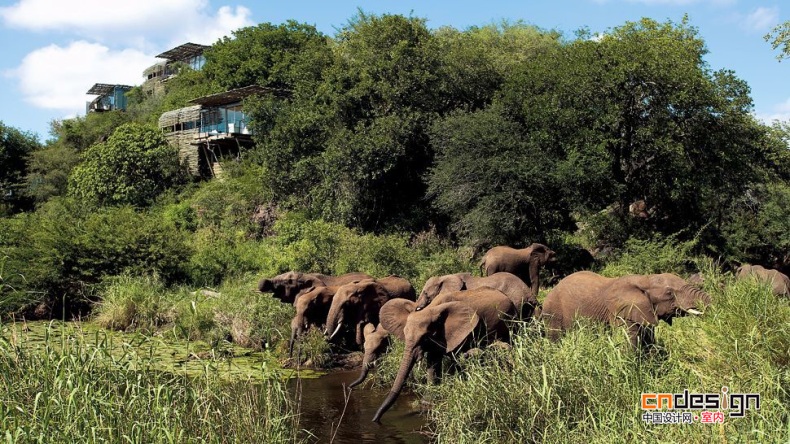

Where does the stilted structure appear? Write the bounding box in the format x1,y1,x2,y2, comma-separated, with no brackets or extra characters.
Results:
159,85,289,178
86,83,133,113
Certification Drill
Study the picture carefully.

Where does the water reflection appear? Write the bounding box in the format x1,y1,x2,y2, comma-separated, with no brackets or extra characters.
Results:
289,370,428,443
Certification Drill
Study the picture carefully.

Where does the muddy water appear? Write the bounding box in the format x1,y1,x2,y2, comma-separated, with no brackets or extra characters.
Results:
290,370,429,443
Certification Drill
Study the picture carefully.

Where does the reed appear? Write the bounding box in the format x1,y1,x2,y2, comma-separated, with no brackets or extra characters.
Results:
0,322,302,443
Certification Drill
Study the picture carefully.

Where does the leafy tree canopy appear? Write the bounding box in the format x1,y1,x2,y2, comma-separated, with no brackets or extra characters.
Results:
68,123,183,207
0,121,41,214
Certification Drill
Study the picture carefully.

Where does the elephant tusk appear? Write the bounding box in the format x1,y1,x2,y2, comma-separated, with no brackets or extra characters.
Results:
329,322,343,340
686,308,703,316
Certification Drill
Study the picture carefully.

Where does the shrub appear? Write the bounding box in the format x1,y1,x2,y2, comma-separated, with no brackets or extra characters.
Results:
600,234,698,277
68,123,184,207
93,275,175,333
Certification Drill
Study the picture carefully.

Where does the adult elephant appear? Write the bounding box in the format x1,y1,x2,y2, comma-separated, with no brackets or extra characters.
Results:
415,272,539,319
288,286,338,357
256,271,372,304
372,288,516,423
324,276,416,347
479,243,556,298
542,271,711,349
736,264,790,297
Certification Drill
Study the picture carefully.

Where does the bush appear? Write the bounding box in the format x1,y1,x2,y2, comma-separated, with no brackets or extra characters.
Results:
68,123,184,207
93,275,175,333
600,234,698,277
0,199,190,317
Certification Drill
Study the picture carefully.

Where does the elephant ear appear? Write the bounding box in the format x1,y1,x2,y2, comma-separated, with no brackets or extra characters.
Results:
379,299,416,341
435,301,479,353
439,275,466,294
605,277,660,326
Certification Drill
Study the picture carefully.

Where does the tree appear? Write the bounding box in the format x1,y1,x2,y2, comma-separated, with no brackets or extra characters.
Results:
0,121,41,215
24,143,80,204
766,20,790,61
428,106,572,247
68,123,183,207
497,18,780,247
249,13,446,231
202,20,331,91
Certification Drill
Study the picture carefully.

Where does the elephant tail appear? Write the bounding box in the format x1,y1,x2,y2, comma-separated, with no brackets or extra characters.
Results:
478,256,487,276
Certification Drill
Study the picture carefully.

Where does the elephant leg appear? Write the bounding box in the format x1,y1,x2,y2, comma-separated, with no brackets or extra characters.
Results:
638,325,656,350
625,323,651,350
355,323,364,346
425,350,443,385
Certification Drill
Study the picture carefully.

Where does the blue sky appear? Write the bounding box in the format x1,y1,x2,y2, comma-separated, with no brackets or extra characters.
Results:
0,0,787,142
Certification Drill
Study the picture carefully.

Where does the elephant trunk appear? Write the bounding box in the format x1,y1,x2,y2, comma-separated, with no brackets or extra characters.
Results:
349,359,372,388
678,285,712,313
528,257,540,299
288,324,299,358
372,344,419,423
324,304,342,338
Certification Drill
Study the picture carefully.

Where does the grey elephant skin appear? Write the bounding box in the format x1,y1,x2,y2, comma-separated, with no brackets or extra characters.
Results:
479,243,556,298
348,320,400,388
736,264,790,297
324,276,416,347
288,285,339,357
257,271,372,304
372,288,516,423
542,271,711,349
416,272,539,319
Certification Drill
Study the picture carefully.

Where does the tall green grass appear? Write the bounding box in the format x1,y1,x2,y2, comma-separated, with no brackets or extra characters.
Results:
420,268,790,443
0,322,301,443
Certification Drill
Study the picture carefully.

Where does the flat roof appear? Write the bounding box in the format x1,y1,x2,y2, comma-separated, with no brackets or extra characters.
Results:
156,43,210,61
86,83,133,95
188,85,291,107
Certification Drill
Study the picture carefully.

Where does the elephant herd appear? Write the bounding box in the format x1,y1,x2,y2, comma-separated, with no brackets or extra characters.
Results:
256,243,789,423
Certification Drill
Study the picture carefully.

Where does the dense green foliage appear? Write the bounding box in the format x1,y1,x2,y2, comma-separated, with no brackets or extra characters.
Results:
0,122,41,215
68,123,183,207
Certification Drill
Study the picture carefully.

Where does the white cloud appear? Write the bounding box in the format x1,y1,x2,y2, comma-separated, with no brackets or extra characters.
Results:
742,6,779,32
0,0,253,46
755,98,790,123
3,1,254,114
7,41,154,114
178,5,253,46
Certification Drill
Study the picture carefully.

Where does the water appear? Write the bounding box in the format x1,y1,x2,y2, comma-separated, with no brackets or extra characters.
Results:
290,370,429,443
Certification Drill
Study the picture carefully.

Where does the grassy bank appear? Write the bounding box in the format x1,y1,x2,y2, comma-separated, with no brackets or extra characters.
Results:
0,322,301,443
418,268,790,443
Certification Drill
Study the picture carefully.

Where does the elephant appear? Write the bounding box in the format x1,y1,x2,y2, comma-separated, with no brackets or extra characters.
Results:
256,271,371,304
324,276,416,347
542,271,711,349
372,288,516,423
288,285,339,357
736,264,790,297
415,272,539,319
479,243,557,298
348,321,400,388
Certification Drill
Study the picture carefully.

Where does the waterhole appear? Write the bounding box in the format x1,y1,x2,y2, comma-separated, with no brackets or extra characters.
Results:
290,369,429,443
